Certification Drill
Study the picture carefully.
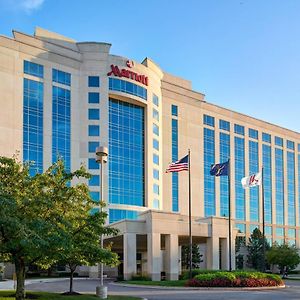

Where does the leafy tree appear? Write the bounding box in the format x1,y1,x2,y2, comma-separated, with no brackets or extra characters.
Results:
57,206,119,294
181,244,203,270
266,243,300,276
0,156,117,300
247,228,270,271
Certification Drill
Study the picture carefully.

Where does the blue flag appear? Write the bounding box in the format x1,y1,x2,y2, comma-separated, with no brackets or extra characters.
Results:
210,160,229,176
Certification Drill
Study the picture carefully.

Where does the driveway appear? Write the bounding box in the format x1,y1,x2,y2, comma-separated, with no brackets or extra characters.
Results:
22,278,300,300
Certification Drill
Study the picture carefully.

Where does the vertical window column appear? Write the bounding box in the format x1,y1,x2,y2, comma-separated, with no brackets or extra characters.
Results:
249,141,259,222
287,152,296,226
275,148,284,225
172,117,178,212
262,145,272,224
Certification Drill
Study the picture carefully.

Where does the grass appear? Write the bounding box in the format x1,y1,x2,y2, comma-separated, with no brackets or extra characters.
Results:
121,280,187,287
0,291,140,300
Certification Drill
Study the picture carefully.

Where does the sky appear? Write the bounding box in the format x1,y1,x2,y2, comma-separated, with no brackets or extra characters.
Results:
0,0,300,133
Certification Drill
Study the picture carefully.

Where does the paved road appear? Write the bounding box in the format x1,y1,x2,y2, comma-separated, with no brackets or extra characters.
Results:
23,278,300,300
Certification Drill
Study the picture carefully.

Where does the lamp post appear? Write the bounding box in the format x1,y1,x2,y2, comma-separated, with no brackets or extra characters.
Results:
95,146,108,299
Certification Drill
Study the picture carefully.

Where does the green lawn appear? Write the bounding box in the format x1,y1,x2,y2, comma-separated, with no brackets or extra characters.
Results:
121,280,187,287
0,291,140,300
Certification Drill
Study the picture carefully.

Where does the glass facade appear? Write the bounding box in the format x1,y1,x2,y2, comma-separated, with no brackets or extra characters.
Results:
172,118,179,212
24,60,44,78
219,132,230,217
275,148,284,225
235,137,245,220
249,128,258,140
249,141,259,222
109,209,139,223
299,154,300,223
88,76,100,87
23,78,43,175
203,114,215,127
219,119,230,131
109,78,147,100
52,86,71,171
234,124,244,135
287,151,296,226
262,132,271,143
262,145,272,224
204,128,215,216
52,69,71,86
109,98,144,208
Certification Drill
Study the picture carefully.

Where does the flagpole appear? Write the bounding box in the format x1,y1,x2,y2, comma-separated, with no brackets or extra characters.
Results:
188,149,192,279
262,166,265,272
228,158,232,271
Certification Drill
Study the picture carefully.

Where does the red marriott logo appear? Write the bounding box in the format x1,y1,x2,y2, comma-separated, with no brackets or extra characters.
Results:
107,64,148,86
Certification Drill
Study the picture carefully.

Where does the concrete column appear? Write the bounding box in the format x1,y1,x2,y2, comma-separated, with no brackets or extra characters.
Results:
206,237,219,270
147,233,161,281
178,245,182,275
123,233,137,280
165,234,179,280
220,238,228,270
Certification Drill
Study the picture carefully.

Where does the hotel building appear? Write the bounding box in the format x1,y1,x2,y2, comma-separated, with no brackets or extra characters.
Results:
0,28,299,280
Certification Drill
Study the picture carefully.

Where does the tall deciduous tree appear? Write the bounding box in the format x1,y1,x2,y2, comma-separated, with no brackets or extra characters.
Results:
0,156,117,300
247,228,270,271
266,243,300,276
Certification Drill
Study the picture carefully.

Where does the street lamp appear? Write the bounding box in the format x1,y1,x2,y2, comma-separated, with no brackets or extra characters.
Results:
95,146,108,299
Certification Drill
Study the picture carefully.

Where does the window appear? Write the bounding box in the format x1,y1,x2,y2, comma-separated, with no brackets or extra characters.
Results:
88,125,100,136
153,184,159,195
88,92,100,103
287,140,295,150
250,224,259,233
288,229,296,238
275,136,283,147
203,114,215,127
109,209,138,223
88,109,100,120
24,60,44,78
262,132,271,143
153,154,159,165
88,141,100,153
172,105,178,117
153,139,159,151
88,158,99,169
219,119,230,131
153,169,159,180
248,128,258,140
153,199,160,209
52,69,71,86
89,175,100,186
109,78,147,100
298,144,300,152
235,223,246,233
153,108,159,121
276,227,284,236
88,76,100,87
234,124,244,135
265,226,272,236
90,191,100,202
153,123,159,136
153,94,159,106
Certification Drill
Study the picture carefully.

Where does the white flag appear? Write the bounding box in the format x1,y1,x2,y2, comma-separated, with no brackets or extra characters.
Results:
241,172,262,188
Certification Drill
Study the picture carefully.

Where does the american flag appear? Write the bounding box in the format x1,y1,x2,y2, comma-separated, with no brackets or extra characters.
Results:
166,154,189,173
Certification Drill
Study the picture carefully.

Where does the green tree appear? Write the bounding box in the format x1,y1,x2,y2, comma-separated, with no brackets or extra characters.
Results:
57,206,119,294
0,156,117,300
181,244,203,270
247,228,270,271
266,243,300,276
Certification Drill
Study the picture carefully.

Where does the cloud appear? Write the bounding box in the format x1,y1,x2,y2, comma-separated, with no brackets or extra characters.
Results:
20,0,45,12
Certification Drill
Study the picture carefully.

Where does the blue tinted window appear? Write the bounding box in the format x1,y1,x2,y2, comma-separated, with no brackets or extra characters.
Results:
153,94,159,106
89,125,100,136
153,169,159,180
287,151,295,225
287,140,295,150
153,139,159,151
249,141,259,222
109,209,138,223
153,108,159,121
153,154,159,165
276,227,284,236
298,144,300,152
248,128,258,139
89,175,100,186
90,191,100,202
275,136,283,147
52,69,71,86
153,184,159,195
262,132,271,143
88,76,100,87
172,118,179,212
88,158,99,169
219,119,230,131
265,226,272,236
88,109,100,120
153,123,159,136
89,141,100,153
24,60,44,78
88,92,100,103
23,78,43,175
52,86,71,171
288,229,296,238
172,105,178,116
204,114,215,127
263,144,272,224
109,78,147,100
275,148,284,225
109,98,145,207
250,224,259,233
153,199,160,209
235,223,246,233
234,124,244,135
